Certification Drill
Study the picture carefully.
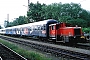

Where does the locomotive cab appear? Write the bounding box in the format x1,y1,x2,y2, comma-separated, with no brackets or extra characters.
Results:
49,23,66,42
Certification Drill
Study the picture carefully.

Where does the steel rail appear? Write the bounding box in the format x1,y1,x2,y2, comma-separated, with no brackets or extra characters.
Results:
0,57,2,60
0,42,27,60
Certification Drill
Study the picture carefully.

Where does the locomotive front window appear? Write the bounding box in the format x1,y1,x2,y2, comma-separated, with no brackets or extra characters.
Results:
56,24,60,30
74,28,81,36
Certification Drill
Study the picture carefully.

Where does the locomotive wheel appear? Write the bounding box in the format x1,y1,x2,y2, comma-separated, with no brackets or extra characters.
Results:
62,36,69,43
52,39,56,43
63,36,66,43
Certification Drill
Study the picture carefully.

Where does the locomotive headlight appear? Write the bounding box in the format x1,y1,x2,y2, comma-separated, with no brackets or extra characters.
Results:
74,36,76,38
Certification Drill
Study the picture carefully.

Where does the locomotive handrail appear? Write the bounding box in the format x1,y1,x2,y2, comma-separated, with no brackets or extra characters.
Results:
0,57,2,60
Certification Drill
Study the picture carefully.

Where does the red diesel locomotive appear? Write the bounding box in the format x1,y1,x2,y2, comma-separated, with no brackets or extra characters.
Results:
49,22,86,43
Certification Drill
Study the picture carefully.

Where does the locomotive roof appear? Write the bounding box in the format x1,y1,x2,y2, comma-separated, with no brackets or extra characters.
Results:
1,19,58,30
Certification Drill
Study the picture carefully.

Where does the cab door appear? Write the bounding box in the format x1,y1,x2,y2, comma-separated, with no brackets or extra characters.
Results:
49,25,56,39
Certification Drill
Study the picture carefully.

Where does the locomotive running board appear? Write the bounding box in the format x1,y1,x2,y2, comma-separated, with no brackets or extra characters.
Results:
56,41,64,42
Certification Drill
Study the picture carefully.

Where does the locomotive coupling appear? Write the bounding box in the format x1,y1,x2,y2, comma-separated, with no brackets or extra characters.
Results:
80,36,85,39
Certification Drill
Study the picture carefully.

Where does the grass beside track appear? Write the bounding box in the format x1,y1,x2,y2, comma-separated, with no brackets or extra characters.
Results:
0,39,51,60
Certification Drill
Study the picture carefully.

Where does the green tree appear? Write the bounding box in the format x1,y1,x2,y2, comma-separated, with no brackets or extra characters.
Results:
67,18,87,27
41,3,62,20
59,3,82,20
27,2,46,22
8,16,27,27
27,2,90,27
16,16,27,25
4,20,10,28
79,9,90,27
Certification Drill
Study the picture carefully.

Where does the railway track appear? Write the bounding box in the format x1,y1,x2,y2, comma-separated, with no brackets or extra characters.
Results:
10,35,90,51
3,35,90,50
0,35,90,60
0,57,2,60
19,35,90,50
0,43,27,60
59,42,90,50
75,43,90,50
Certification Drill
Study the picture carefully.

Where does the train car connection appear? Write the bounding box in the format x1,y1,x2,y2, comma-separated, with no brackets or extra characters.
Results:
0,19,86,43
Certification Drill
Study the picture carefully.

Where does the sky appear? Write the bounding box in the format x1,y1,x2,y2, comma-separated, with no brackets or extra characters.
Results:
0,0,90,27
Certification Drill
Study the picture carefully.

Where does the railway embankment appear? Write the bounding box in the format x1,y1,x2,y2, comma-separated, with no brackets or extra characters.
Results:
0,39,51,60
0,43,27,60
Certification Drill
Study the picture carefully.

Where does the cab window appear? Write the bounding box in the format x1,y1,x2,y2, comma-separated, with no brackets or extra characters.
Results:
51,25,55,30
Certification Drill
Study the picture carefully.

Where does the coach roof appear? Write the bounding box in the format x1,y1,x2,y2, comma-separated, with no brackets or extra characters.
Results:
1,19,58,30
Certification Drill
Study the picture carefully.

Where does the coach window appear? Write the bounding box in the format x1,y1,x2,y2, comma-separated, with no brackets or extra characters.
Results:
2,30,5,32
43,25,46,30
38,26,40,30
34,27,37,30
41,26,43,30
36,26,38,30
28,27,31,31
42,24,45,30
29,27,31,31
10,29,12,31
12,29,14,31
52,25,55,30
22,28,24,31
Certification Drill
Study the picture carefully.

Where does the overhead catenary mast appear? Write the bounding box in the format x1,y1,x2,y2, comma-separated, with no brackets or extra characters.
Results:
28,0,30,11
7,14,9,22
4,14,9,27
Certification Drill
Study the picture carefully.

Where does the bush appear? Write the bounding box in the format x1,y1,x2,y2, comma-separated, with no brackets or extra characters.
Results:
82,27,90,33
